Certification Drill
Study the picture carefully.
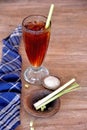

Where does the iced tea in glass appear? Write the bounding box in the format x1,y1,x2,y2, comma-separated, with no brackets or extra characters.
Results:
22,15,51,84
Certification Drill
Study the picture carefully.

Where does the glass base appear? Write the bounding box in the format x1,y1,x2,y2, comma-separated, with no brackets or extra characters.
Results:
24,66,49,85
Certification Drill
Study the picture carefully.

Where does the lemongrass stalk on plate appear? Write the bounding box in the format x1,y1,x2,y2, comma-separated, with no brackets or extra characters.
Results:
34,78,75,109
36,82,79,110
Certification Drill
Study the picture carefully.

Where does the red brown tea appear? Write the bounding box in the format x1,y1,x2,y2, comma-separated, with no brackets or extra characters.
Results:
23,21,50,67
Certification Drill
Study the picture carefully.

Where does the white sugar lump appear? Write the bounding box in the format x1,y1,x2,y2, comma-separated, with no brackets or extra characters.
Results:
43,76,60,90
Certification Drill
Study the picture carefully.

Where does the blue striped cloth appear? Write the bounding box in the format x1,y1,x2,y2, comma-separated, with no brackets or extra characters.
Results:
0,25,22,130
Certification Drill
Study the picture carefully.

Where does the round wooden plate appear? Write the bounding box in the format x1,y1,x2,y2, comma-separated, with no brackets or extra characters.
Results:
23,88,60,118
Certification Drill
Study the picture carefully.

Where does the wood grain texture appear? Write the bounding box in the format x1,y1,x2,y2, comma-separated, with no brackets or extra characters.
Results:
0,0,87,130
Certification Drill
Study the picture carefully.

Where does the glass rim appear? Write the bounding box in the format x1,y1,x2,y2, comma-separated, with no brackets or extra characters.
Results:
22,15,51,33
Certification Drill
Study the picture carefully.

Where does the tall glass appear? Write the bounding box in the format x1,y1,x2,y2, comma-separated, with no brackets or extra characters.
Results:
22,15,51,85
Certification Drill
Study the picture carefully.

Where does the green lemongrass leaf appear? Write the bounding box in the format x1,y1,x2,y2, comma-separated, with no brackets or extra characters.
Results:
36,82,79,110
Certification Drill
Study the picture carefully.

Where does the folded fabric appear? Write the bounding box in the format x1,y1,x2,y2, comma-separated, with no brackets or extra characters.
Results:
0,25,22,130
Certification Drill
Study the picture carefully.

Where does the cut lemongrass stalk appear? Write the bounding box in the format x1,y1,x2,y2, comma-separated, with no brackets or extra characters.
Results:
45,4,54,29
41,105,46,111
30,128,34,130
34,78,75,109
30,121,35,130
30,121,33,127
35,82,79,110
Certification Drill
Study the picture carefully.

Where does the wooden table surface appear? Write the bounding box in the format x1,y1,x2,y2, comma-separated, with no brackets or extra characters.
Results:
0,0,87,130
